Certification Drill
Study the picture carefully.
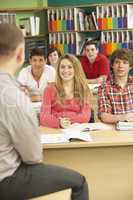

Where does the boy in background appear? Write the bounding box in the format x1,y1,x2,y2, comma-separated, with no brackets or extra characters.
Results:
18,48,55,102
98,48,133,123
80,41,110,84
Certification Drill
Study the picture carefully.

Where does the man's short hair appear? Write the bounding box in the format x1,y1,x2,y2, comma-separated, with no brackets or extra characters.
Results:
84,40,99,50
30,48,46,59
0,23,24,56
110,48,133,67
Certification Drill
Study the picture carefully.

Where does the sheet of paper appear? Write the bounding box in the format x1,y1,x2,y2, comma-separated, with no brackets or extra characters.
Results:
68,122,113,131
40,134,69,144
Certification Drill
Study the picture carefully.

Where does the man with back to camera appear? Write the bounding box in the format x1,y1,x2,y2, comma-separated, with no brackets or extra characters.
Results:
98,48,133,124
0,23,89,200
80,41,110,84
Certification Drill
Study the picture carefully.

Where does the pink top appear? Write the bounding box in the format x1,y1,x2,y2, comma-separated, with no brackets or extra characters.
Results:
40,85,91,128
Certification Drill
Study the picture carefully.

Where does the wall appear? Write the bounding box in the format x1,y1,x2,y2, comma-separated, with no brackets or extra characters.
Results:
0,0,47,9
48,0,133,6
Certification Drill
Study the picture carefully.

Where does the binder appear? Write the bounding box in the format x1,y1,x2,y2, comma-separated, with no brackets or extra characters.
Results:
70,33,76,54
122,5,127,28
47,9,52,32
127,4,133,28
67,8,74,31
100,32,107,56
51,9,57,32
61,8,67,31
57,33,64,54
96,6,102,30
117,5,123,28
107,6,113,30
128,31,133,49
64,34,69,53
102,6,108,30
56,9,61,31
106,32,112,55
112,5,118,29
111,32,118,53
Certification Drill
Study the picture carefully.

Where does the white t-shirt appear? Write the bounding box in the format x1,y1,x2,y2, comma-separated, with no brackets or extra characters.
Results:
17,64,55,95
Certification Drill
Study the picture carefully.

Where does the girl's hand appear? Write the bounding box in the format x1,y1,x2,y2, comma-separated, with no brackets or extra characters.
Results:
59,117,71,129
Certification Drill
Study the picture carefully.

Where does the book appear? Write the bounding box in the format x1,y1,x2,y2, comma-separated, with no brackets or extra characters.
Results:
40,131,92,144
116,121,133,131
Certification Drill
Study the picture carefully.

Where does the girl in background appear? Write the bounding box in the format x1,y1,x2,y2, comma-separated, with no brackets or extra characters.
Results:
40,53,92,128
47,47,61,68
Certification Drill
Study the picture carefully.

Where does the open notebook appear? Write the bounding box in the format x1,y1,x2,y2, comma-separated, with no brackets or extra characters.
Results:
40,122,113,144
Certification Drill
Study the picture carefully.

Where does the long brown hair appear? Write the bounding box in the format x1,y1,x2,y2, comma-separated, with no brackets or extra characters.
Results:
55,53,92,106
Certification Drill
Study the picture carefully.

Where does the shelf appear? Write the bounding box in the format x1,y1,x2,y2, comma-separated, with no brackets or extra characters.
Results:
0,7,47,12
48,30,100,33
24,34,47,39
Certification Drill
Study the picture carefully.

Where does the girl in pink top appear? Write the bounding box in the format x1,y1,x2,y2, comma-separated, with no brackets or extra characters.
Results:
40,53,92,128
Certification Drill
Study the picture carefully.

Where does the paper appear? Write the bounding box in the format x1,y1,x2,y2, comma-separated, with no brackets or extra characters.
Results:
88,83,101,93
116,121,133,131
40,127,93,144
68,122,113,131
40,134,69,144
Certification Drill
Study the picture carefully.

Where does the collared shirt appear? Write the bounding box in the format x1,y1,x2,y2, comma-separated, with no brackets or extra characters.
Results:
17,64,55,95
0,71,42,181
98,76,133,116
80,53,110,80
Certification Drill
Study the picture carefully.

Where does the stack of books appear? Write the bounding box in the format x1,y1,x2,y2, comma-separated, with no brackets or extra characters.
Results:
116,121,133,131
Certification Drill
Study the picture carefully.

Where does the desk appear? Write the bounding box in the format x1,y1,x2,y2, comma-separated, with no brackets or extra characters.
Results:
40,127,133,200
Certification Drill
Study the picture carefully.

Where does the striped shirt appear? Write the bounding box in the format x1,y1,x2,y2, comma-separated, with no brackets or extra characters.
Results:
98,76,133,115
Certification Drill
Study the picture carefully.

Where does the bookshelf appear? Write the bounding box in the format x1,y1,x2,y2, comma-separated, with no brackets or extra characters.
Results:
47,7,100,55
97,4,133,56
47,2,133,56
0,0,48,62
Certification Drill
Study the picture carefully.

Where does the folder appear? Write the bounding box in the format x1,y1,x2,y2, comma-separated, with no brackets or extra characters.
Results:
112,5,118,29
47,10,52,32
102,7,108,30
127,4,133,28
67,8,74,31
64,34,69,53
61,8,67,31
117,5,123,28
107,6,113,29
96,6,102,30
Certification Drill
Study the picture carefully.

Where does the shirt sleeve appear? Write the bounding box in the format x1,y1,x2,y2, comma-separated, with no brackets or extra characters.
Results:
17,68,27,85
5,88,42,164
40,86,60,128
98,85,112,116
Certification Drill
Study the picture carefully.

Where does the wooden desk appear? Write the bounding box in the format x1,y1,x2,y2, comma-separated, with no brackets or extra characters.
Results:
40,127,133,200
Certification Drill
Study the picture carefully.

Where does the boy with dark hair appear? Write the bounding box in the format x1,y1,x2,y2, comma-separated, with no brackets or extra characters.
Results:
98,48,133,123
80,40,110,84
18,47,55,102
0,23,89,200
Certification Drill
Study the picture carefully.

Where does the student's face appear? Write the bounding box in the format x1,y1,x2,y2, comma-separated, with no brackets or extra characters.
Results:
59,59,74,82
29,56,46,70
85,44,98,62
112,58,130,78
48,51,59,65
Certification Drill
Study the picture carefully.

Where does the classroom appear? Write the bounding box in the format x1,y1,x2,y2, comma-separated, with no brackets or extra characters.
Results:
0,0,133,200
